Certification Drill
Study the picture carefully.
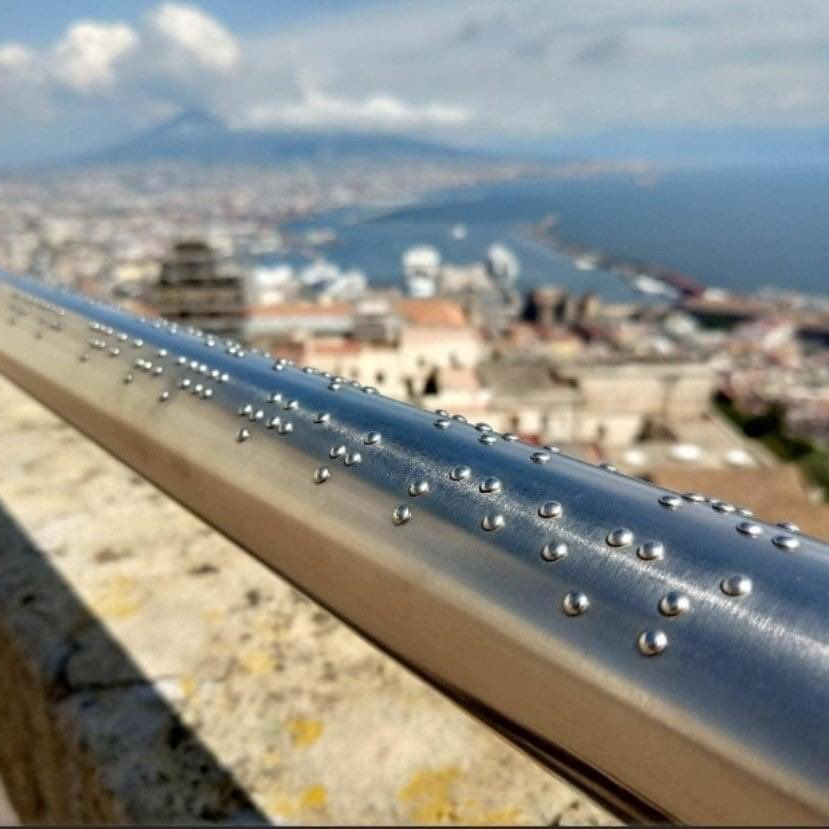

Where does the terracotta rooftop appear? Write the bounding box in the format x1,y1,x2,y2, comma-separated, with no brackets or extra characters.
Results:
249,302,355,318
393,298,468,328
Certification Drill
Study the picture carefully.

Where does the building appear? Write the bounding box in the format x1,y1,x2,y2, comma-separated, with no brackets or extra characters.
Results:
144,240,248,336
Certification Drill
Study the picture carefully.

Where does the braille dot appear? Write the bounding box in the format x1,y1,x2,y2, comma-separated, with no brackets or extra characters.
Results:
475,423,492,432
328,382,342,391
123,373,134,384
193,384,204,395
153,366,163,376
344,451,361,466
544,445,561,454
638,629,668,656
409,480,429,496
179,378,191,389
201,388,213,399
531,452,551,464
637,541,665,561
266,416,281,429
712,500,736,514
434,418,451,430
737,521,763,537
283,399,298,411
158,391,170,402
239,403,253,416
278,422,294,435
772,534,800,551
777,521,801,534
501,432,519,442
329,445,346,459
539,501,563,519
736,506,754,517
480,512,506,532
237,428,250,443
562,591,589,617
304,367,317,374
599,462,617,472
109,347,121,357
176,356,186,365
393,505,412,525
659,592,690,616
313,466,330,484
721,574,752,597
452,414,467,422
479,434,497,446
313,412,330,424
659,494,682,509
435,409,450,417
607,528,634,547
364,431,382,445
450,466,471,482
249,409,265,422
219,373,229,383
480,477,502,494
363,386,378,394
541,542,568,562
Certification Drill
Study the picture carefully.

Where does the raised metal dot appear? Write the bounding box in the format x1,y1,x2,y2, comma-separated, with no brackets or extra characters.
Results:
158,390,170,402
210,370,220,380
450,466,471,482
659,494,683,509
481,513,505,532
607,527,634,547
193,384,204,395
434,418,451,430
721,574,752,597
266,416,281,430
132,338,143,347
452,414,467,422
363,386,378,394
328,382,342,391
179,378,191,389
772,534,801,551
737,521,763,538
189,360,199,371
329,445,346,459
659,592,690,616
393,505,412,526
283,399,298,411
123,373,134,384
304,366,317,375
562,590,589,617
501,432,519,442
479,433,498,446
249,409,265,422
712,500,736,514
158,348,168,357
364,431,382,446
480,477,502,494
539,501,563,519
219,373,230,383
237,428,250,443
737,506,754,517
599,462,617,472
314,412,331,424
239,403,253,416
541,542,568,562
435,409,450,417
278,421,294,435
153,366,163,376
201,388,213,399
531,452,551,464
108,347,121,357
344,451,361,466
313,466,330,484
638,629,668,656
408,480,430,496
176,356,187,365
637,541,665,561
475,422,493,432
777,521,801,534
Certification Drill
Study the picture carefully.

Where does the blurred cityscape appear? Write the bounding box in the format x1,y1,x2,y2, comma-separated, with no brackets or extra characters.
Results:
3,153,829,539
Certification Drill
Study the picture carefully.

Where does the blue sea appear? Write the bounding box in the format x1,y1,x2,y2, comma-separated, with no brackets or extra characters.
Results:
274,166,829,301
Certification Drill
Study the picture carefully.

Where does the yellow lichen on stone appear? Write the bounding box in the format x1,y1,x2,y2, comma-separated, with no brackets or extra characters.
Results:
399,766,463,823
263,784,328,820
201,607,226,624
179,675,197,700
300,784,328,811
90,575,141,620
238,647,278,675
287,718,324,748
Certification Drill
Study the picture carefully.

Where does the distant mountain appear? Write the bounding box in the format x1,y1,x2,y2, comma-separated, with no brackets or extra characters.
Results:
76,109,480,166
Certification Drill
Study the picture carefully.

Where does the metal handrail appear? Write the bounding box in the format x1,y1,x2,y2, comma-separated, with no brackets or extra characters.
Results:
3,270,829,824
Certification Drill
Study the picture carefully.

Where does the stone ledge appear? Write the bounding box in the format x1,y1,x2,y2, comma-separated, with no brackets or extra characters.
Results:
0,375,612,825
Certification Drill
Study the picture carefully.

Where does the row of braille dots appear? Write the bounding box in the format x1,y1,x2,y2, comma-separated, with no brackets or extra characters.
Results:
432,409,529,448
658,491,802,550
8,293,66,333
273,356,381,396
557,491,805,657
236,392,298,441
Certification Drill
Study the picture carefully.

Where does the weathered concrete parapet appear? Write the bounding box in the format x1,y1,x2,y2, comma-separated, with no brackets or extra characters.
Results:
0,376,610,825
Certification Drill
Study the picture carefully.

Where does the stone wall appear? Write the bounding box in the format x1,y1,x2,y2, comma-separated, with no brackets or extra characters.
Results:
0,375,612,825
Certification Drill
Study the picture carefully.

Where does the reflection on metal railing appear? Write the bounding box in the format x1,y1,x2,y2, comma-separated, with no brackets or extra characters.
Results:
2,270,829,825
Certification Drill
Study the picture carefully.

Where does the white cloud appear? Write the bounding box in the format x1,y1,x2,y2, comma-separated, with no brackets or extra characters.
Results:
245,87,471,130
52,21,138,93
150,3,239,73
0,43,36,75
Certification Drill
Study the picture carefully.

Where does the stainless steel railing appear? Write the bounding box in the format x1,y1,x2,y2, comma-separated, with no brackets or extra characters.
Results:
2,269,829,825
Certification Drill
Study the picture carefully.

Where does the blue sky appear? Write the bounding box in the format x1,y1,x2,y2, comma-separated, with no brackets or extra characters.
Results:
3,1,829,164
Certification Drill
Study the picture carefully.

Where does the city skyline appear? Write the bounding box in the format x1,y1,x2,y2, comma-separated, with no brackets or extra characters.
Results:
3,1,829,164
